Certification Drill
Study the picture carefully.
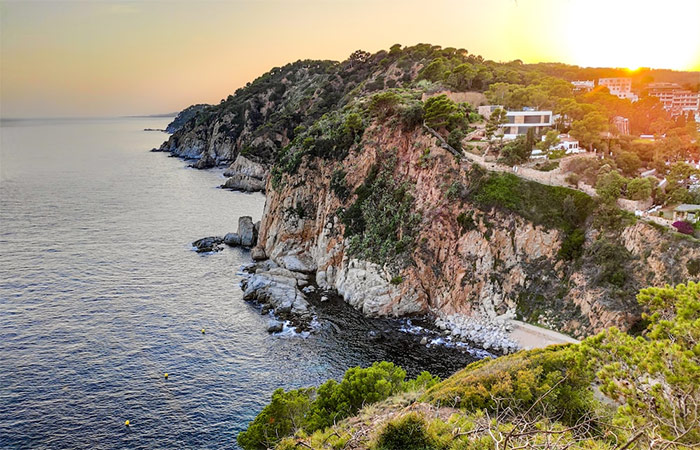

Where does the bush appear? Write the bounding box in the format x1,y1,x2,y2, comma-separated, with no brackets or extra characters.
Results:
688,258,700,276
471,173,594,232
558,228,585,260
456,211,477,233
422,346,595,425
237,387,313,450
672,220,694,235
447,128,465,151
589,237,631,287
239,362,418,450
341,162,421,270
372,413,441,450
330,169,350,201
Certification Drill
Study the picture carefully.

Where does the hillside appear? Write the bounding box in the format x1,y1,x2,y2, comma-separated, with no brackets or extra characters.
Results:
238,282,699,450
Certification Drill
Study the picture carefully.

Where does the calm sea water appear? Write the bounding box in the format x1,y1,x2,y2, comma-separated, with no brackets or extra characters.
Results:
0,118,479,449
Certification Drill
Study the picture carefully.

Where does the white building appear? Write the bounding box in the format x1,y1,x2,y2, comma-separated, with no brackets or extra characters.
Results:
598,77,638,101
500,110,553,140
647,82,699,116
571,80,595,93
546,134,583,154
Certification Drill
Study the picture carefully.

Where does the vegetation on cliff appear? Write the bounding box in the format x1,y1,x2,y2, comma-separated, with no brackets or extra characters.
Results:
241,282,699,450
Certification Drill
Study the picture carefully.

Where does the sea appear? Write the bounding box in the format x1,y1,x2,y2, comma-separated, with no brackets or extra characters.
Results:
0,117,482,449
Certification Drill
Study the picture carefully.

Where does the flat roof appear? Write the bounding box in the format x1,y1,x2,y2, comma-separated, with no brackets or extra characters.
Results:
675,204,700,212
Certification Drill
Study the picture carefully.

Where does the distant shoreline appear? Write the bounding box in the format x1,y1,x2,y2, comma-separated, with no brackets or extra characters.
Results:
0,113,176,122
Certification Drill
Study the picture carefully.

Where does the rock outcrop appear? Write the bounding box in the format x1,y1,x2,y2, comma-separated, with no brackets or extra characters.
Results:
221,155,268,192
241,260,314,330
254,122,700,341
192,236,224,253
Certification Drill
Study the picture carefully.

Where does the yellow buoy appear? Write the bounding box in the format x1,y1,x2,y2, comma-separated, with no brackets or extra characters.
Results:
164,373,168,379
201,328,205,334
125,420,130,426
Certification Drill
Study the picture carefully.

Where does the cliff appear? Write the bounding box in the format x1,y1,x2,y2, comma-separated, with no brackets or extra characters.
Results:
160,44,700,341
255,114,700,339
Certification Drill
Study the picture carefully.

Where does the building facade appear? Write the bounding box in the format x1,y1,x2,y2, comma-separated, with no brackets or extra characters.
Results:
647,82,700,116
500,110,553,140
598,77,638,101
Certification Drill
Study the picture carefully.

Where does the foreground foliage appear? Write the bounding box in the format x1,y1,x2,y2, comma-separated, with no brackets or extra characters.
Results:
243,282,699,450
237,362,439,450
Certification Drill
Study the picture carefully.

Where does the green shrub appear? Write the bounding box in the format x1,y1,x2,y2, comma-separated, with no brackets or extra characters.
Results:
330,169,350,201
687,258,700,277
237,387,313,450
456,211,477,233
470,173,594,233
239,362,435,449
558,228,586,260
422,346,595,425
340,162,421,270
588,237,631,287
372,413,442,450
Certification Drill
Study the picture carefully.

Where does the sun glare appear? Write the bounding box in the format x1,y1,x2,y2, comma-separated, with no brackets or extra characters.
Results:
563,0,700,70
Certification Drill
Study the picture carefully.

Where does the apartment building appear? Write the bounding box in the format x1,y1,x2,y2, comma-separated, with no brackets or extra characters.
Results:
647,82,699,116
598,77,638,101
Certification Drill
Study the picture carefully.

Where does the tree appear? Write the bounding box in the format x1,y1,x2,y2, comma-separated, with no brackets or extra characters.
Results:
595,170,626,202
615,151,642,176
499,136,530,165
570,112,609,151
423,95,466,131
583,282,700,448
485,108,507,140
626,177,653,201
666,162,700,204
445,63,476,91
537,130,561,151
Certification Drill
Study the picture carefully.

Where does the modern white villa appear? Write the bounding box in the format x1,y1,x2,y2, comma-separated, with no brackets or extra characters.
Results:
500,110,553,140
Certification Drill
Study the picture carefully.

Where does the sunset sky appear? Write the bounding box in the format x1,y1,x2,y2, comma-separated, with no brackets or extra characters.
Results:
2,0,699,118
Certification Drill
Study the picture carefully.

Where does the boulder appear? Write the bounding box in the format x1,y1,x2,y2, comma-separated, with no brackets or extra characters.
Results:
266,320,284,333
224,233,241,246
251,246,267,261
192,236,223,253
238,216,256,247
221,174,265,193
279,253,316,273
224,155,267,179
192,152,216,169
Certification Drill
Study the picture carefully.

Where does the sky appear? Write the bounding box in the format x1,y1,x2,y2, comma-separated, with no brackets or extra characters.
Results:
1,0,699,118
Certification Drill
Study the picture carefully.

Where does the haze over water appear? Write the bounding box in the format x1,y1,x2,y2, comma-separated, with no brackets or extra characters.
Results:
0,118,478,449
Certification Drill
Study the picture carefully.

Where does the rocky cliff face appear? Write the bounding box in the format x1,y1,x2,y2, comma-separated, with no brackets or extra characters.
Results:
256,122,700,339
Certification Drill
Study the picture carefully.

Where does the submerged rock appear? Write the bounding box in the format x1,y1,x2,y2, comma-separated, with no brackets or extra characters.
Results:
192,236,223,253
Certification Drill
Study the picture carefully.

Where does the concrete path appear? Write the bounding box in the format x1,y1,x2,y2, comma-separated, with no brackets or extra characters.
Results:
508,320,580,350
